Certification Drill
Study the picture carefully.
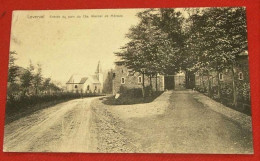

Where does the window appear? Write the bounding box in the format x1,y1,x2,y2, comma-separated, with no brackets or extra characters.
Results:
219,73,223,81
127,70,134,76
75,85,78,88
238,72,244,80
87,85,90,90
121,77,125,84
138,76,142,83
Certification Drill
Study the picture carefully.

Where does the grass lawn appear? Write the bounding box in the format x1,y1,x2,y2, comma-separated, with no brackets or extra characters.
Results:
102,91,163,105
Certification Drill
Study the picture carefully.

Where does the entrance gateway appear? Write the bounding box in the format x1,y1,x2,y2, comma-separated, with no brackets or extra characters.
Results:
164,71,195,90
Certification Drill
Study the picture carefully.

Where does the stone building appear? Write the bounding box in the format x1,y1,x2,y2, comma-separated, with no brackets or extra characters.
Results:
194,51,250,105
112,50,249,99
194,51,249,89
112,60,187,94
112,61,164,94
66,61,103,93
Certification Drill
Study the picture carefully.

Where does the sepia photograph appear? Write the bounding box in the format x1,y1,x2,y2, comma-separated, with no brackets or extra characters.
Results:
4,8,253,153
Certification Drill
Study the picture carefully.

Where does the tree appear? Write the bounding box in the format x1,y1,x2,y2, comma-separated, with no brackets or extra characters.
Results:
103,70,113,94
219,7,248,107
42,78,51,94
20,60,34,95
7,51,20,100
186,7,248,106
116,9,185,95
8,51,19,83
49,82,61,93
159,8,187,73
116,7,247,104
33,63,43,95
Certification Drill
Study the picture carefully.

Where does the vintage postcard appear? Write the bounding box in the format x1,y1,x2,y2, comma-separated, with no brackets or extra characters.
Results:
4,8,253,153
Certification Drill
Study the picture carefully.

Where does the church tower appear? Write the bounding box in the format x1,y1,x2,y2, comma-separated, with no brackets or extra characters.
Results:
95,61,103,92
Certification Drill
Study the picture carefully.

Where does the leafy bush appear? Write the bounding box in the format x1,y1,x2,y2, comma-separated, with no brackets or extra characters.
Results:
220,83,233,99
237,82,250,102
6,92,100,114
211,86,218,95
119,85,155,98
119,85,128,94
195,86,206,93
119,86,143,98
144,86,153,97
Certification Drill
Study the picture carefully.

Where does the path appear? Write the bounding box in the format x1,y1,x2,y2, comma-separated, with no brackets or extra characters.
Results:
93,90,253,153
4,97,98,152
4,90,253,154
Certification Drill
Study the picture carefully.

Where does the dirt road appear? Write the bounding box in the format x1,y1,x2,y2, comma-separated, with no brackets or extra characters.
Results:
4,97,98,152
4,90,253,153
92,90,253,153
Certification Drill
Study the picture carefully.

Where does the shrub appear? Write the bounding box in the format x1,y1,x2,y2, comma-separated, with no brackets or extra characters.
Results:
120,87,143,98
5,92,101,114
237,82,250,103
220,83,233,99
119,85,128,94
211,86,218,95
118,85,155,98
144,86,153,97
195,86,206,93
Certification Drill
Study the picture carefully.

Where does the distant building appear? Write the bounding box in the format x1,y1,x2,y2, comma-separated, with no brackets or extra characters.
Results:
194,51,249,90
112,51,249,97
66,61,103,93
112,60,187,94
193,51,250,108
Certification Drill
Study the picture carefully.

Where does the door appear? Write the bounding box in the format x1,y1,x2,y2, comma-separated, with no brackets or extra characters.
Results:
174,75,185,90
164,76,175,90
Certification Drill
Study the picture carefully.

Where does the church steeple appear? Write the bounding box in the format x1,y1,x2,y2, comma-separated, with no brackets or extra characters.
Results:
95,61,102,74
95,61,103,92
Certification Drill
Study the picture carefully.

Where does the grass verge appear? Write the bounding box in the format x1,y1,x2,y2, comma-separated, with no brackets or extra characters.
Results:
102,91,163,105
5,94,103,125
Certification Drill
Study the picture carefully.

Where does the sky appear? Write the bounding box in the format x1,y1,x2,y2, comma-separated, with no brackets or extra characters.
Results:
10,9,143,84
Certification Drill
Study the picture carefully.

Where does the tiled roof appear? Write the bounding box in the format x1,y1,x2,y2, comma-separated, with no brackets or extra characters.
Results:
80,77,88,84
66,74,101,84
67,74,86,84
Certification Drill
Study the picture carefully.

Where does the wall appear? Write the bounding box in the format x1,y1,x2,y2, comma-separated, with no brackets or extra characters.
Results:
112,64,164,94
194,56,250,101
66,81,102,93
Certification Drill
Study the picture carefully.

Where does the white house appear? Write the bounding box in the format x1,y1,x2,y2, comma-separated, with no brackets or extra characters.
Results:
66,61,103,93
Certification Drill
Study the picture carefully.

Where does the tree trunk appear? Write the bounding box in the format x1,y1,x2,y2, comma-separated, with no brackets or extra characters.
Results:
26,87,29,96
200,75,202,87
202,75,205,92
207,71,211,97
185,72,188,89
217,71,221,99
155,74,158,91
149,75,152,88
142,72,145,98
173,75,175,90
35,87,38,95
231,64,237,108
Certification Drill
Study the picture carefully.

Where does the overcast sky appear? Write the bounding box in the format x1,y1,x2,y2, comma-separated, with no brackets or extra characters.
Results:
10,9,143,84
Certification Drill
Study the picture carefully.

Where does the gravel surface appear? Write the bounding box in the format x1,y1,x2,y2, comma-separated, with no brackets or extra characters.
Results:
91,98,138,152
4,97,98,152
192,91,252,131
4,90,253,153
91,90,253,154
